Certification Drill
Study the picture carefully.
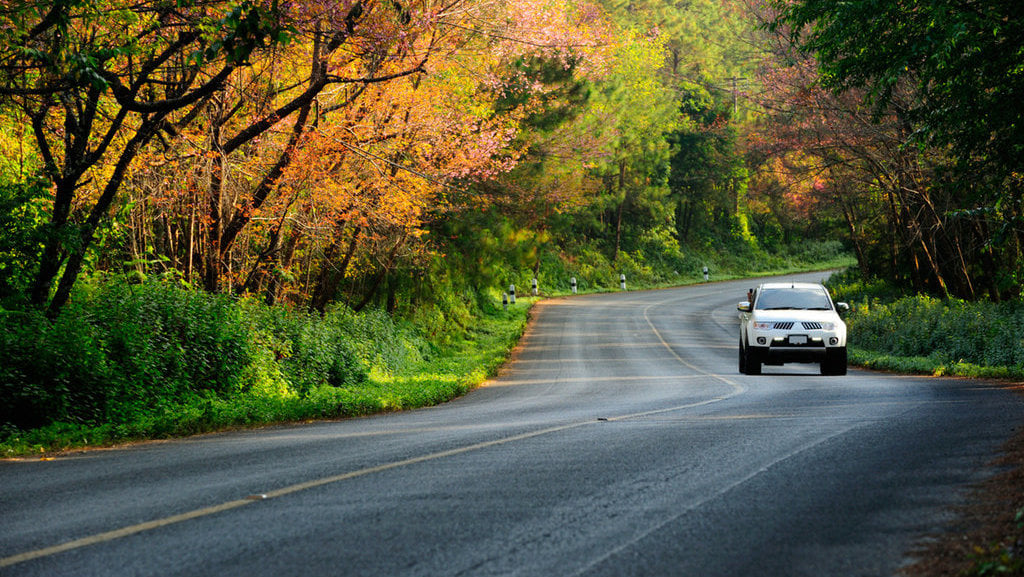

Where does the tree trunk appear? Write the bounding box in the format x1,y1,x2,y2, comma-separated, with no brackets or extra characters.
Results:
310,226,362,313
204,118,225,292
48,116,165,316
838,196,870,279
29,179,74,308
613,160,626,262
353,234,406,313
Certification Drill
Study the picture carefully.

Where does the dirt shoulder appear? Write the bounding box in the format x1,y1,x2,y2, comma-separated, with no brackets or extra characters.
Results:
901,384,1024,576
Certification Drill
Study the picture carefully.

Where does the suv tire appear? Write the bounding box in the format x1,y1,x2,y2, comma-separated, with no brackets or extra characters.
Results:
743,344,762,375
820,347,847,376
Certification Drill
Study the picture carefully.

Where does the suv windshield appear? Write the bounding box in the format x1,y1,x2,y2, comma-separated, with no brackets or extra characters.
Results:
755,287,832,311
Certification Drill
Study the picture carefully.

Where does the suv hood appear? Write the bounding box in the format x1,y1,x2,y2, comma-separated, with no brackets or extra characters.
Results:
751,309,843,323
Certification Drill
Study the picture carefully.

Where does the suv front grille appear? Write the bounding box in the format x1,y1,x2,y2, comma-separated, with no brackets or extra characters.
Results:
772,322,794,330
801,322,822,330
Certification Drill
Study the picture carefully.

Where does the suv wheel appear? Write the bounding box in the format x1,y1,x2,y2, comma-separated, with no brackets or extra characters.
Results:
743,344,762,375
820,347,847,376
738,337,746,373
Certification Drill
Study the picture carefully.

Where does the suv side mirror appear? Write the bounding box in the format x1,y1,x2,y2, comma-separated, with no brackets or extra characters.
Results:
835,302,850,312
737,301,751,312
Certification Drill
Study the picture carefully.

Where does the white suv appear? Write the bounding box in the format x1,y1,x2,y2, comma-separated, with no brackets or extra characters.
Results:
737,282,849,376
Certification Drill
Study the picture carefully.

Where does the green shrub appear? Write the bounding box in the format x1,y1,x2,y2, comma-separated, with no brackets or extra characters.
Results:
0,175,50,309
0,278,383,434
829,270,1024,377
251,303,365,394
0,307,111,429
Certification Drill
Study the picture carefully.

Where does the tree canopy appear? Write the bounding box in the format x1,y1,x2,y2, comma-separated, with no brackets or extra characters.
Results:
761,0,1024,300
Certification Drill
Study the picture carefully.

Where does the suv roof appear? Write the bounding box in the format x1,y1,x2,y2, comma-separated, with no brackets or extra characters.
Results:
758,282,826,290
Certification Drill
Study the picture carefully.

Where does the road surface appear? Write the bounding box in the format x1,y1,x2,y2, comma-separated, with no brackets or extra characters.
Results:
3,271,1023,576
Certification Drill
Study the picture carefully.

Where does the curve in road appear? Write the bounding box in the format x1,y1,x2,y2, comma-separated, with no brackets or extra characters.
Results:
3,271,1023,576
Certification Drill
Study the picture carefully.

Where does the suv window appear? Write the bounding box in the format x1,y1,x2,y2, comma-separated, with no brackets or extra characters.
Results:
755,287,832,311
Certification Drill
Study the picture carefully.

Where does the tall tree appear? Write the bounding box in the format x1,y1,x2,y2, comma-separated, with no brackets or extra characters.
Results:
0,0,291,316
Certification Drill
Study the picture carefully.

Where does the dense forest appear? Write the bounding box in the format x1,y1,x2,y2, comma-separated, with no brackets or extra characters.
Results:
2,0,1020,317
1,0,1022,442
0,0,839,320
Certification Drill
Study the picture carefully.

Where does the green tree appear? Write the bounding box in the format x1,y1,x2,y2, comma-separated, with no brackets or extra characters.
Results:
668,84,750,247
771,0,1024,296
576,30,681,261
772,0,1024,174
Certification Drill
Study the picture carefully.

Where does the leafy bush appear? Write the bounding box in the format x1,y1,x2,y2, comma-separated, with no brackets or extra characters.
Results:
783,239,849,264
0,175,50,308
847,296,1024,368
0,307,111,429
0,274,530,456
251,303,364,394
828,270,1024,377
0,278,383,434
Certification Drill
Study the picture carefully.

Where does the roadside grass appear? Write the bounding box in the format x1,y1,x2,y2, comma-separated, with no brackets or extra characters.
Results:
849,348,1024,380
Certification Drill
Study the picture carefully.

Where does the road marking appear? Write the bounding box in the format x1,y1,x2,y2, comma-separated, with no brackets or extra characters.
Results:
0,499,254,568
1,394,732,568
2,290,748,569
0,424,583,568
568,418,870,577
642,296,747,397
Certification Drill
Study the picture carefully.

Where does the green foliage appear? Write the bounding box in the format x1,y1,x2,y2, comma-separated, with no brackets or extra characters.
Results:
496,54,591,132
0,278,259,430
845,296,1024,369
0,273,528,456
828,271,1024,379
771,0,1024,300
0,307,109,430
0,174,50,308
965,543,1024,577
955,506,1024,577
249,303,365,394
0,278,369,434
668,85,748,246
772,0,1024,177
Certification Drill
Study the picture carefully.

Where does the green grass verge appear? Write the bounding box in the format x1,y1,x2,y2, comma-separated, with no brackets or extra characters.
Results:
0,300,534,458
849,348,1024,380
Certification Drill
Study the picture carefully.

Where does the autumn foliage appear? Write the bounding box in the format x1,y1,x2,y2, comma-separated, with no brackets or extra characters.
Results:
0,0,628,314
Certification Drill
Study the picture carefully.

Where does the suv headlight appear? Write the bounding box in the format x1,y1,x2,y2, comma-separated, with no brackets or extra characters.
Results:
752,321,773,330
818,322,836,331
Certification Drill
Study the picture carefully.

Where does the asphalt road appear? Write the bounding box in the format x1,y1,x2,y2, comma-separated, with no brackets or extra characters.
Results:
4,271,1024,577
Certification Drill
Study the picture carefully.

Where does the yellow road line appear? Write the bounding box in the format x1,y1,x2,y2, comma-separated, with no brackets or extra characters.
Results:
0,423,580,569
0,499,253,568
